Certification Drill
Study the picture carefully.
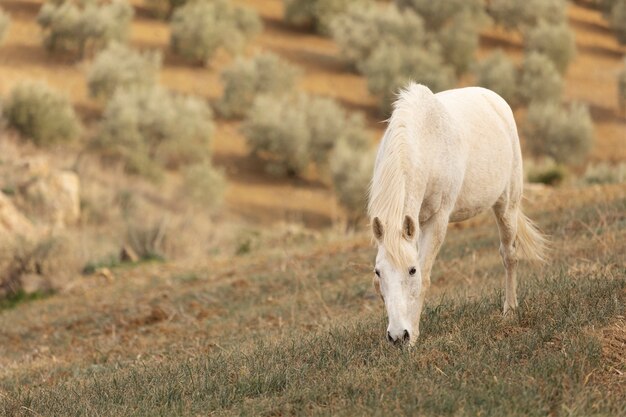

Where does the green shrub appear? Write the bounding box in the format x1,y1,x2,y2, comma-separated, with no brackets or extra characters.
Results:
331,4,425,72
329,139,374,227
5,81,82,145
438,12,480,76
37,0,133,57
93,86,213,178
488,0,566,31
87,43,162,101
242,93,368,177
0,8,10,44
619,58,626,111
609,0,626,44
524,101,594,165
395,0,488,31
182,162,225,211
170,0,262,65
218,52,301,119
525,21,576,74
524,157,567,186
362,44,455,115
143,0,186,19
284,0,373,35
473,50,518,105
583,162,626,184
519,52,563,105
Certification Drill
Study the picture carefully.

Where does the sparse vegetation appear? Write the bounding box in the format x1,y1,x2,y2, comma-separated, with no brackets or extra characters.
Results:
617,58,626,111
182,162,226,211
437,11,480,76
609,0,626,44
170,0,262,65
525,21,577,74
93,86,214,179
37,0,133,57
583,161,626,184
329,139,374,227
87,43,162,101
488,0,566,31
0,8,10,45
363,45,455,115
395,0,488,31
524,101,594,165
143,0,186,19
242,93,368,177
218,52,301,119
519,52,563,105
331,4,425,72
0,235,82,299
474,50,518,105
524,157,567,185
4,81,82,146
284,0,373,35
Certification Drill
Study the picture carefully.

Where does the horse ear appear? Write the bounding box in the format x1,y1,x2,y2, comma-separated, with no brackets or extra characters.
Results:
403,215,416,241
372,217,384,241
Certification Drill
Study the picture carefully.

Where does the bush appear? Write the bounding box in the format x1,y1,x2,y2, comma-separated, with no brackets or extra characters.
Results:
284,0,373,35
170,0,262,65
619,58,626,111
0,8,10,44
362,44,455,115
37,0,133,57
488,0,566,31
525,21,576,74
93,86,214,178
182,162,225,211
143,0,186,19
474,50,518,105
330,4,425,72
242,93,368,177
583,162,626,184
524,101,594,165
519,52,563,105
438,12,480,76
0,235,82,299
608,0,626,44
5,81,82,146
218,52,300,119
329,139,374,227
87,43,162,101
524,157,567,185
395,0,488,31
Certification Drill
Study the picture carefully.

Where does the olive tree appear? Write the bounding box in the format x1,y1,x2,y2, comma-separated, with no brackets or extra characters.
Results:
524,101,594,165
170,0,262,65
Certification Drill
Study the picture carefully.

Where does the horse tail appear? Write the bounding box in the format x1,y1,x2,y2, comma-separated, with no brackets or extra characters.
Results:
516,209,550,263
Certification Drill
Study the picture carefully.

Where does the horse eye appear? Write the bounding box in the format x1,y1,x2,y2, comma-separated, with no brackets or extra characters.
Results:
375,269,380,277
409,267,417,276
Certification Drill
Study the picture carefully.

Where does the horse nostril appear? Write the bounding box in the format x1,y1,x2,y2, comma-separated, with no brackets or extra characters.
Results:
403,329,410,342
387,331,393,343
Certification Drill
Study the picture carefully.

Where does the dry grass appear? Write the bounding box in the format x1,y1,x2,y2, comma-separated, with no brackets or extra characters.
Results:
0,186,624,415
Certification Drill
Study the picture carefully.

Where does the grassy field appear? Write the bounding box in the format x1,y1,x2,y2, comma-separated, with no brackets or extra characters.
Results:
1,0,625,414
1,185,624,416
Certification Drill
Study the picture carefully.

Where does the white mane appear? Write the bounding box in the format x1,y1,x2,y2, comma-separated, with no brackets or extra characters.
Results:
367,84,437,269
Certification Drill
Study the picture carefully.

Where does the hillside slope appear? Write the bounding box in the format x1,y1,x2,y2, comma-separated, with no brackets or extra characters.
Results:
0,0,624,227
1,184,624,415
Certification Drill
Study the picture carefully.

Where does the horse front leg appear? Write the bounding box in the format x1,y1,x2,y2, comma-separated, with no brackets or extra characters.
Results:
414,211,450,339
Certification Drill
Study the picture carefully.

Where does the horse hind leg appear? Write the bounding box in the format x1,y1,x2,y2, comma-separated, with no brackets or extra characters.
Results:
493,200,519,314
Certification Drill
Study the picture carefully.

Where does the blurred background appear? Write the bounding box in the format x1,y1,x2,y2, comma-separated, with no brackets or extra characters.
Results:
0,0,624,308
0,1,625,410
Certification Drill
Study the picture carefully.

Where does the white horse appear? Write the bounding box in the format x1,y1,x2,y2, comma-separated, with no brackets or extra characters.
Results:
368,83,547,346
